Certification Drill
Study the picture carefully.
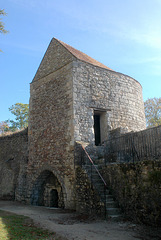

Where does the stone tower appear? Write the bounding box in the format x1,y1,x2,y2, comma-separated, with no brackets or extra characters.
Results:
26,38,146,209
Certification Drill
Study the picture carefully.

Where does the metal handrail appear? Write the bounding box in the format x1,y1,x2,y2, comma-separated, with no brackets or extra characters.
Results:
81,144,107,188
104,124,161,144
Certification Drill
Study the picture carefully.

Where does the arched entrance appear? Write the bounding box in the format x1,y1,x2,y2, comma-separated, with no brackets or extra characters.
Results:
31,170,64,208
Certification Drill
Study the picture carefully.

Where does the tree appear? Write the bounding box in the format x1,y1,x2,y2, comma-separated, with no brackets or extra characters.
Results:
0,9,8,52
144,97,161,128
0,9,8,34
0,121,10,135
8,103,29,131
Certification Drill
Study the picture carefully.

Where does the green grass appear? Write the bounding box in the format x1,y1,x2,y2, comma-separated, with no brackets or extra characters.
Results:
0,210,60,240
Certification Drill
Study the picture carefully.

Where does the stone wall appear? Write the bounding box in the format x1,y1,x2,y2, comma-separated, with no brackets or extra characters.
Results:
72,60,146,144
27,39,76,209
0,38,147,216
33,38,75,82
0,129,28,200
105,125,161,163
75,166,105,217
101,160,161,226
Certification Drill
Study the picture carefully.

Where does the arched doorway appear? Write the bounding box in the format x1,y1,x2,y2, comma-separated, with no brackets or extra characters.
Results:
31,170,64,208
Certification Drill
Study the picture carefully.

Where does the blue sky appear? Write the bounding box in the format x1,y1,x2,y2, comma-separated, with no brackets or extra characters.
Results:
0,0,161,121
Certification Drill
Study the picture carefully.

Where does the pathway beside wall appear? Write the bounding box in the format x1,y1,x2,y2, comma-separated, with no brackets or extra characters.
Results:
1,201,161,240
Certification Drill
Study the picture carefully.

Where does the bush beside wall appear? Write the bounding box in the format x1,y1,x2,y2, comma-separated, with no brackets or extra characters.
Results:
101,160,161,226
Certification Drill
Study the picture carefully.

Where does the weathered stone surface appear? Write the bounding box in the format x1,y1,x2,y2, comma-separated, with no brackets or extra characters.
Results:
0,38,148,218
73,60,146,144
28,58,75,209
101,160,161,226
75,166,105,217
0,129,28,200
33,38,75,82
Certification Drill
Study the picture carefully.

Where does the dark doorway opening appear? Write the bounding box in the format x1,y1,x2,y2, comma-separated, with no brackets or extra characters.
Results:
50,189,58,207
94,114,101,146
31,170,63,208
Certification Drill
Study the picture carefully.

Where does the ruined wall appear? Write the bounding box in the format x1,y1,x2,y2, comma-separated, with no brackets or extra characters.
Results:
73,60,146,144
101,160,161,226
27,40,76,209
0,129,28,200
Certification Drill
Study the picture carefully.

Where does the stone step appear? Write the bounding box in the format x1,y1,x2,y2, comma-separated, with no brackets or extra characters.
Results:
92,159,105,165
93,181,107,187
83,167,99,174
106,207,121,215
106,200,117,208
89,174,104,179
98,192,114,203
88,178,106,188
95,186,110,194
87,175,106,185
107,214,122,221
81,150,123,221
95,189,106,196
83,163,104,170
106,197,114,202
106,195,114,201
83,164,99,169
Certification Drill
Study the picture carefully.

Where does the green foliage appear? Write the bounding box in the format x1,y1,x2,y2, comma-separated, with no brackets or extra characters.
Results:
0,121,10,135
8,103,29,131
0,9,8,52
0,103,29,136
0,9,8,34
144,97,161,128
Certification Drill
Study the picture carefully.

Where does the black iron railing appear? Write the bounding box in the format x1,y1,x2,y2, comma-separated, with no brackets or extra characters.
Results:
80,144,107,217
81,144,107,187
104,125,161,163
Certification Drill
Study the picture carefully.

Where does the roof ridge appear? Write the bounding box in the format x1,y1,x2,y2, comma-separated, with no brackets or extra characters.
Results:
54,38,113,71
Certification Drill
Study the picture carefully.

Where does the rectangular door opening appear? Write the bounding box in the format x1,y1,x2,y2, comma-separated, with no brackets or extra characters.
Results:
94,113,101,146
94,110,107,146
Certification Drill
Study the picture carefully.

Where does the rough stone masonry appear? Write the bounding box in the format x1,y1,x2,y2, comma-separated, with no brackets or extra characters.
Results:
0,38,146,215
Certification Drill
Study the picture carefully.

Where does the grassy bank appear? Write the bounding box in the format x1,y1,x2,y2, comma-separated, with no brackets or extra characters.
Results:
0,210,60,239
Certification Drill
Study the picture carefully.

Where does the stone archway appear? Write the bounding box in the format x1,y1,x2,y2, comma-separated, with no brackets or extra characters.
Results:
30,170,64,208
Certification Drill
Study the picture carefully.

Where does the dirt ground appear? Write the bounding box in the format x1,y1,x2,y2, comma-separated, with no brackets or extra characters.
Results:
0,201,160,240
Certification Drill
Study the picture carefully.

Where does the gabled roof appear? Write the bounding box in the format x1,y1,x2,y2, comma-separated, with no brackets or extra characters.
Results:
55,38,112,71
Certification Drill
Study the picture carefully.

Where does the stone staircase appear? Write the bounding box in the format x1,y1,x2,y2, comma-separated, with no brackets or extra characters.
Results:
82,146,122,220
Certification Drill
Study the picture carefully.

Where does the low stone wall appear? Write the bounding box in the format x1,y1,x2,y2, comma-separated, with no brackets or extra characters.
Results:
0,129,28,200
75,166,105,217
101,160,161,226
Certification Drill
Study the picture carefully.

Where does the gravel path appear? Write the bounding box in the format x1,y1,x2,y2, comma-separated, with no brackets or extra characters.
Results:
0,201,160,240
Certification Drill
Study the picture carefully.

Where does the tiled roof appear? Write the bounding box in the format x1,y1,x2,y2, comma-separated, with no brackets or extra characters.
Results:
56,38,113,71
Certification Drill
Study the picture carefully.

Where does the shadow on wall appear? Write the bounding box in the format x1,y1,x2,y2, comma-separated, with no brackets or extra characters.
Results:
30,170,64,208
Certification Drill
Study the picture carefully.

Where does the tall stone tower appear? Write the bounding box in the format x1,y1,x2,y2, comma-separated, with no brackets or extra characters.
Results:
26,38,146,209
